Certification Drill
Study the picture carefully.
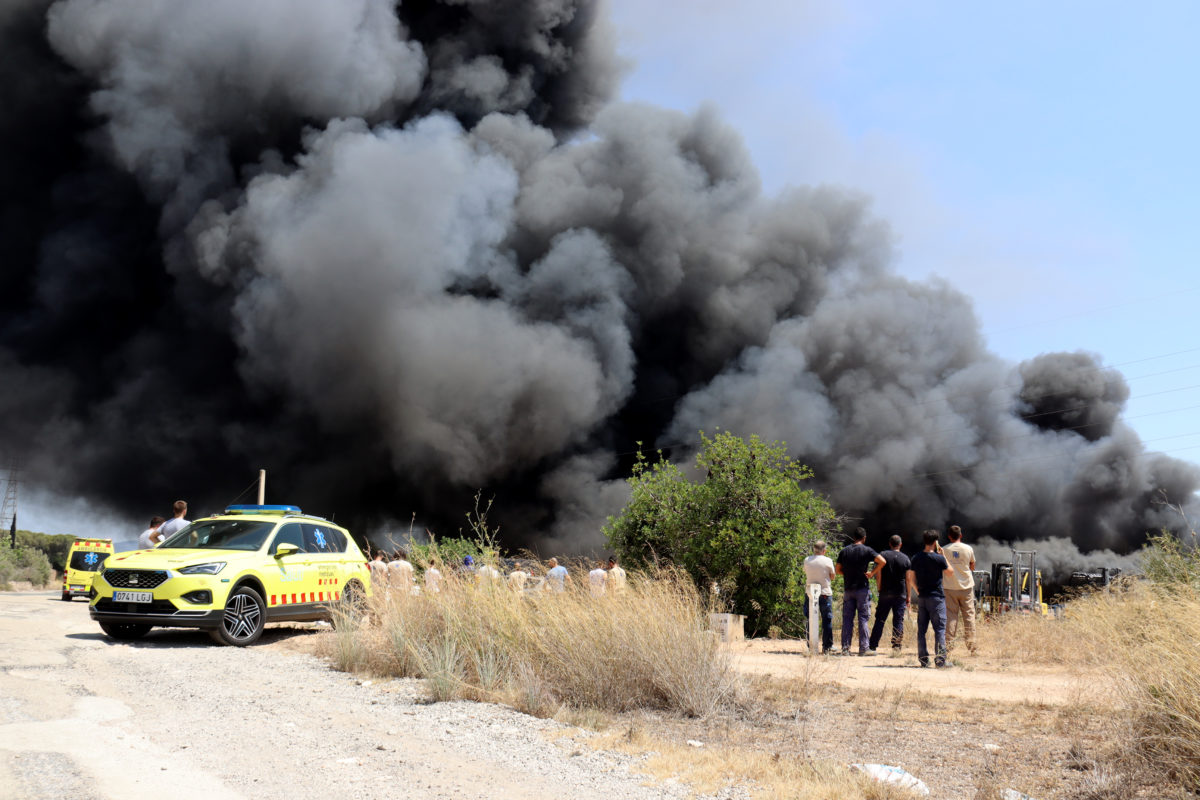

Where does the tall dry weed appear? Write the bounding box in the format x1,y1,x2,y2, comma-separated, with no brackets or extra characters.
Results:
323,564,742,718
1038,581,1200,791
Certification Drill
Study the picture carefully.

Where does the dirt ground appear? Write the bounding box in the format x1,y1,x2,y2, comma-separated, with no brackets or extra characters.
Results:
3,589,1143,800
727,638,1095,705
589,637,1115,800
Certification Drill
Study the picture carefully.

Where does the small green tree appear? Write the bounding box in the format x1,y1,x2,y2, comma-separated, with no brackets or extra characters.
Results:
604,431,838,635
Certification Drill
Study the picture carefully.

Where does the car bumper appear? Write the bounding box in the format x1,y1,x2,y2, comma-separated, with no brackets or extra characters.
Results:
89,570,229,629
89,602,224,628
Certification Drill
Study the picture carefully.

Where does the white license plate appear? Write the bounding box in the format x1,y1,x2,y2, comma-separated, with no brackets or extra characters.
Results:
113,591,153,603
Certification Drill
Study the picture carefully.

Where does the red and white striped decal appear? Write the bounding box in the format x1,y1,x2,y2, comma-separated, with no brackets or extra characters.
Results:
269,586,342,606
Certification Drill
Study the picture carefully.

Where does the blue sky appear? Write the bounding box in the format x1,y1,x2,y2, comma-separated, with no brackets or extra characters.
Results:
607,0,1200,467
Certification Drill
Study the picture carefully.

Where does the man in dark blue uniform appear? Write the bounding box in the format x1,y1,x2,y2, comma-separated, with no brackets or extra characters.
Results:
835,527,885,655
868,534,911,652
906,529,953,667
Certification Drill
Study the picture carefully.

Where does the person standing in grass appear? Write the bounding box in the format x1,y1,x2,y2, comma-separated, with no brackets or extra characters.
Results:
545,557,569,593
835,527,885,655
803,540,836,654
388,549,415,593
424,561,442,593
942,525,977,654
588,560,608,597
606,555,627,594
475,560,501,587
868,534,912,652
907,529,953,668
508,562,530,591
369,551,388,588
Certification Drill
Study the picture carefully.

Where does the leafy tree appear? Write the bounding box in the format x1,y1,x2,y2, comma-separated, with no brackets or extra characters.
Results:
16,530,76,571
605,431,838,635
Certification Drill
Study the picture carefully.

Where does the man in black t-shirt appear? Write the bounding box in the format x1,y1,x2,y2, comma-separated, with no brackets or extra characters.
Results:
868,534,911,652
835,527,886,655
906,529,953,667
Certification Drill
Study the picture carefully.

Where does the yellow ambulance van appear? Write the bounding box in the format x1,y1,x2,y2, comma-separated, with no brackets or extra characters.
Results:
62,538,114,601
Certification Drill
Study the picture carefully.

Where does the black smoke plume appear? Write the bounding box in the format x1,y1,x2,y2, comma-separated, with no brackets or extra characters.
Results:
2,0,1196,559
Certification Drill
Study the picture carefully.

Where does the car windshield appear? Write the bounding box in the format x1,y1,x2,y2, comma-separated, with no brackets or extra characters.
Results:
159,519,276,551
69,551,105,571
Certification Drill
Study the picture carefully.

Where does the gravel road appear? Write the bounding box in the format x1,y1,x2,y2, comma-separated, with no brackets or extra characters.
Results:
0,591,715,800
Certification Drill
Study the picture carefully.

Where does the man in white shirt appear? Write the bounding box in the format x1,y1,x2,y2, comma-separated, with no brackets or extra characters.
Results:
476,562,502,584
138,516,166,549
508,563,530,592
942,525,977,653
369,551,389,589
388,549,415,593
803,540,836,653
157,500,190,541
424,563,442,593
588,561,608,597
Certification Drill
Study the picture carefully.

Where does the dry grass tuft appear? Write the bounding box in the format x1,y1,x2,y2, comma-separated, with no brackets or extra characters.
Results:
1076,583,1200,791
977,581,1200,795
595,725,925,799
320,564,743,718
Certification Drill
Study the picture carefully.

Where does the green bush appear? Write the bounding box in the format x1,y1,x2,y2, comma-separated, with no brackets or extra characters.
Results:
604,431,839,636
0,545,53,589
16,530,77,572
1140,530,1200,591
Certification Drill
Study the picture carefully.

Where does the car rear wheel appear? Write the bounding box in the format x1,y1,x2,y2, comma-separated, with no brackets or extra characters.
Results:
210,585,266,646
99,621,151,640
61,590,71,601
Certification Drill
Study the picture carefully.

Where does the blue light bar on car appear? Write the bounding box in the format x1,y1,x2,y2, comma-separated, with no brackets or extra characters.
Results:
224,504,302,515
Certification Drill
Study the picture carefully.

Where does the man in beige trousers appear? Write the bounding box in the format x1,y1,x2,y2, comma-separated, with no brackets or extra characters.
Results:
942,525,976,653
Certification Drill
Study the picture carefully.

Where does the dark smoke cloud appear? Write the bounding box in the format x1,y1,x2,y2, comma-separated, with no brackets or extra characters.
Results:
1,0,1196,560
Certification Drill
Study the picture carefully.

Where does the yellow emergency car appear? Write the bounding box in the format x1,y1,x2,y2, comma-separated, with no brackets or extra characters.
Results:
62,538,114,601
88,505,371,645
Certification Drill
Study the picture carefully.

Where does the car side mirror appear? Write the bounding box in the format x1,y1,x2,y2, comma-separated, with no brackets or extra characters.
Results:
275,543,300,558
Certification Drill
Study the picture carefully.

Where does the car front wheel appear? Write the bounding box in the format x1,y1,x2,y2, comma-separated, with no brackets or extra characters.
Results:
210,586,266,646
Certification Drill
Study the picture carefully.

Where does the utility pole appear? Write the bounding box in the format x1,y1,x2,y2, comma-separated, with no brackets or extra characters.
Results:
1,466,17,548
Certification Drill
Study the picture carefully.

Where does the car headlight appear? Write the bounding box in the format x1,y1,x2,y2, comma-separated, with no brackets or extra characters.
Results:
179,562,226,575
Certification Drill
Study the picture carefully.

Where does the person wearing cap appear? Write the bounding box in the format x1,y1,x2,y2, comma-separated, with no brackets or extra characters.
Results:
545,557,569,593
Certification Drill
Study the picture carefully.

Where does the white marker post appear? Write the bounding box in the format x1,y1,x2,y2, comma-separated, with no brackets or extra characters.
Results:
257,469,266,505
807,584,822,655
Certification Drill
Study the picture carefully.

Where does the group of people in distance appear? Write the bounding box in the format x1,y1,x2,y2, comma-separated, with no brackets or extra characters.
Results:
803,525,976,667
368,550,627,597
137,500,190,549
